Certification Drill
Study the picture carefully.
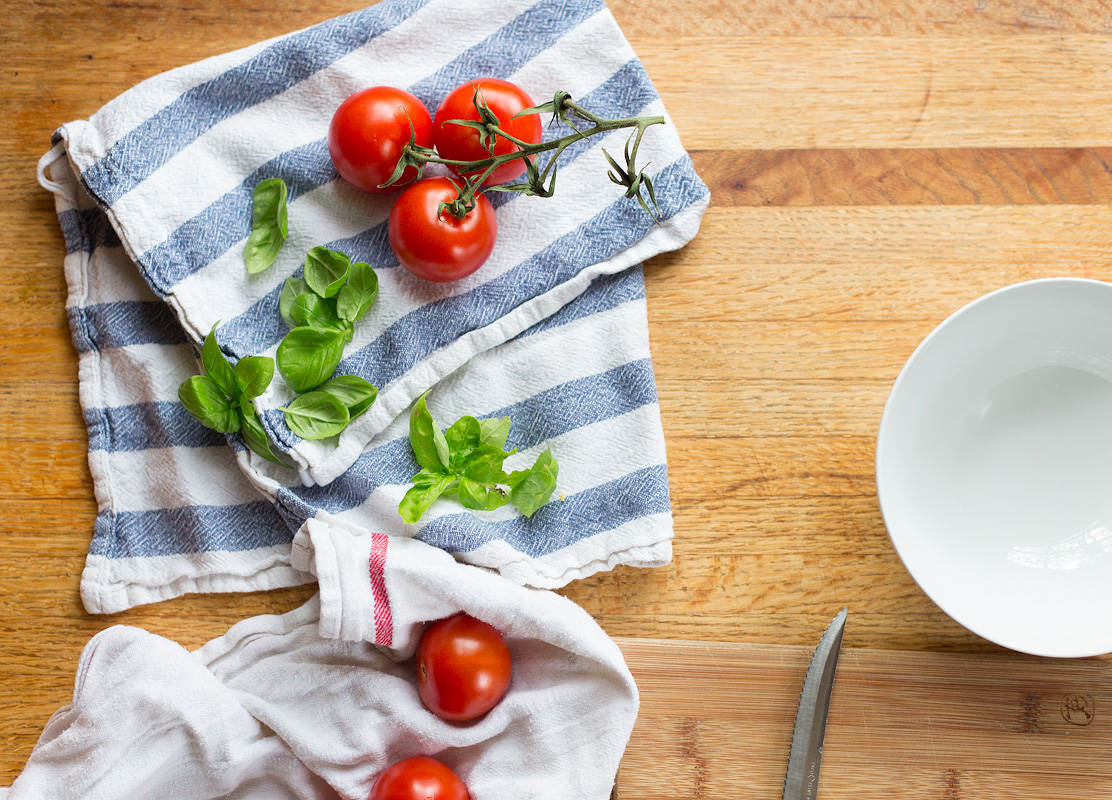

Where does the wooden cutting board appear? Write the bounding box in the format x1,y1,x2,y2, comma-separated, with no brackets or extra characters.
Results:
615,639,1112,799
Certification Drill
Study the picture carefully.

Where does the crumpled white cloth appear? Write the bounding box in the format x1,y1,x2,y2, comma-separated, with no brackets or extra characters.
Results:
37,0,709,614
3,533,638,800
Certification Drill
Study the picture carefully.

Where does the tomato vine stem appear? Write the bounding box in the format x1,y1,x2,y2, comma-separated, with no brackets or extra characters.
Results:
386,92,666,221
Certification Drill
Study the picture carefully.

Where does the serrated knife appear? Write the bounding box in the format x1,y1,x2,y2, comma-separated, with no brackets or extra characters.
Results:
781,607,848,800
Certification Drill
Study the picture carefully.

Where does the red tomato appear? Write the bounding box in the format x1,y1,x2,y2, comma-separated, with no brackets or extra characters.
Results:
368,756,469,800
432,78,542,186
328,86,433,193
416,613,512,722
387,177,498,283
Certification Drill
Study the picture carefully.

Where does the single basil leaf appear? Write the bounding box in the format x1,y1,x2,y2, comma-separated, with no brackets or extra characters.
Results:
318,375,377,420
276,326,347,393
335,262,379,323
279,277,312,329
510,448,559,517
234,355,274,401
201,325,236,398
445,416,481,468
433,424,452,476
478,416,511,449
239,409,288,465
304,246,351,298
409,393,449,473
283,391,350,440
398,475,456,524
178,375,240,433
245,224,285,275
244,178,288,274
457,478,510,512
290,292,344,331
410,467,448,488
461,444,513,484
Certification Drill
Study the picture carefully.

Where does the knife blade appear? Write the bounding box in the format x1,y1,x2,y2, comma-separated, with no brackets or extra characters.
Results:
781,607,848,800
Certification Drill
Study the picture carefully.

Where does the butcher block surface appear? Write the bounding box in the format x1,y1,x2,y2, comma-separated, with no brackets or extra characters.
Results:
7,0,1112,788
618,638,1112,799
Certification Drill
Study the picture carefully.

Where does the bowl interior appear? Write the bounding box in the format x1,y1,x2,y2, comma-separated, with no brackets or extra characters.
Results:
877,278,1112,657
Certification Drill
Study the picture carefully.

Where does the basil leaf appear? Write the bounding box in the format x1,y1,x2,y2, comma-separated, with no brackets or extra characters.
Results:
433,424,452,474
283,391,350,440
444,416,481,468
304,246,351,298
276,326,347,393
234,356,274,401
179,375,240,433
458,478,510,512
318,375,377,420
201,325,236,398
510,448,559,517
410,467,448,488
478,416,511,449
239,409,288,465
409,393,450,473
461,444,512,484
335,262,379,322
290,292,344,331
244,178,288,274
398,475,456,524
279,277,312,329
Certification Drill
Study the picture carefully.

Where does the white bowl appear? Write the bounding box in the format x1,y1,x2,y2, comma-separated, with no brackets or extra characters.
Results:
876,278,1112,657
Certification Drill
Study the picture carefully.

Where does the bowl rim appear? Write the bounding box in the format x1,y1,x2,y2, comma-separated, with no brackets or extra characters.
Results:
875,276,1112,658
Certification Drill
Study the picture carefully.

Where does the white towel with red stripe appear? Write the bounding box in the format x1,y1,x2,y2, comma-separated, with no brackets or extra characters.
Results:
3,532,638,800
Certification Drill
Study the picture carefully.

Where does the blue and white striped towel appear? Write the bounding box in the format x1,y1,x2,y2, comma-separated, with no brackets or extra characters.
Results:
38,0,709,614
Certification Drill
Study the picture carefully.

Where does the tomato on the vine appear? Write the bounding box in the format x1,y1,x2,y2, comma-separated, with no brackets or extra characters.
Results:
433,78,542,186
387,177,497,283
416,613,512,722
328,86,433,193
368,756,469,800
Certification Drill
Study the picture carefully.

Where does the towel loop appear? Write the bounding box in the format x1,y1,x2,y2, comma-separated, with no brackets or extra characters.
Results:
37,141,76,202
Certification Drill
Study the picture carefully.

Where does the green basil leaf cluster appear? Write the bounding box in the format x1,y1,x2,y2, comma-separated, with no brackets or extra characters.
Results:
277,248,378,394
244,178,289,274
177,326,286,464
275,248,380,441
398,393,560,523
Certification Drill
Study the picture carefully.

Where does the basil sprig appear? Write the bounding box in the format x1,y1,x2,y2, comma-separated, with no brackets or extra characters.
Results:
275,248,379,440
244,178,289,274
276,247,378,395
178,326,286,464
399,393,560,523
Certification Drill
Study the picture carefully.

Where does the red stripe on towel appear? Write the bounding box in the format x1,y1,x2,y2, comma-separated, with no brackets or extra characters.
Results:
368,532,393,646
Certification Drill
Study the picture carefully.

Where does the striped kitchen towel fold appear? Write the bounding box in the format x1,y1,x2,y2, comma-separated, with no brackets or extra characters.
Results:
38,0,708,614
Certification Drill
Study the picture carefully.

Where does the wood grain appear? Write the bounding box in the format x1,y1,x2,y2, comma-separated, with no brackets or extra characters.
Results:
693,148,1112,206
5,0,1112,789
618,638,1112,799
606,0,1112,36
639,36,1112,149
